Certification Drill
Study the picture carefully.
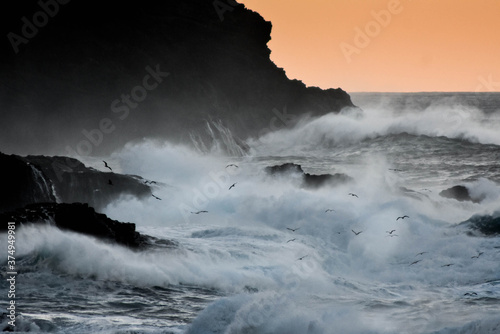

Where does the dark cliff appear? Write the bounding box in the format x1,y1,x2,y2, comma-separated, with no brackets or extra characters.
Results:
0,202,175,249
0,152,151,213
0,153,56,213
1,0,354,156
265,163,353,189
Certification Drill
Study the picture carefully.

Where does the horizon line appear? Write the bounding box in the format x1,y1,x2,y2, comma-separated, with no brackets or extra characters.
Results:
348,91,500,94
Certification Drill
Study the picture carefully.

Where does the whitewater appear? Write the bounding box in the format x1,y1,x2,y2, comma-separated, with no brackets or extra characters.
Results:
1,92,500,333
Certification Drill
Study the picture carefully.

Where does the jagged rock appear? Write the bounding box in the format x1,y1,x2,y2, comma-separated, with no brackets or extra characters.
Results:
0,203,176,249
0,153,56,213
0,152,152,213
439,185,483,203
23,155,152,211
458,212,500,236
265,163,352,189
266,163,305,175
1,0,354,156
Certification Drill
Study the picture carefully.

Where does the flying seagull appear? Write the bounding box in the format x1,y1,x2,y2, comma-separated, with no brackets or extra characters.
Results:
108,179,113,186
351,229,362,235
152,194,162,200
228,183,237,190
103,160,112,171
441,263,454,267
191,210,208,214
297,255,308,261
144,180,157,184
286,238,296,243
226,164,238,168
325,209,336,213
463,292,477,296
409,260,422,266
386,230,396,234
286,227,301,232
348,193,359,198
471,252,484,259
388,168,404,172
396,215,410,221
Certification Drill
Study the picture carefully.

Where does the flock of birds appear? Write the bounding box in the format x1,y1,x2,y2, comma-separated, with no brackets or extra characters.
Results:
284,198,413,261
101,160,491,294
283,192,487,281
103,160,164,200
102,161,240,211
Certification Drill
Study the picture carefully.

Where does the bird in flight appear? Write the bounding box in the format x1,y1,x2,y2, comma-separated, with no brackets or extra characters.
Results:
348,193,359,198
325,209,336,213
388,168,403,172
103,160,112,171
396,215,410,221
415,252,427,257
441,263,454,267
286,227,301,232
386,230,396,234
226,164,238,168
297,255,308,261
228,183,237,190
409,260,422,266
191,210,208,214
286,238,296,243
108,179,113,186
463,292,477,296
152,194,162,200
351,229,362,235
144,180,157,184
471,252,484,259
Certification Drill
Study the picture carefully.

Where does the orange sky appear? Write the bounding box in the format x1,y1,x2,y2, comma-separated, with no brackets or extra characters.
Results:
238,0,500,92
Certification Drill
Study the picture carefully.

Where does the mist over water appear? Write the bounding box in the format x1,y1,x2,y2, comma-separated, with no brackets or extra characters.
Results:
102,94,500,332
2,93,500,333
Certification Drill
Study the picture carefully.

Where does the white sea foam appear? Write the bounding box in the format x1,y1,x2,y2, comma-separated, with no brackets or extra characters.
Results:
3,95,500,333
249,100,500,156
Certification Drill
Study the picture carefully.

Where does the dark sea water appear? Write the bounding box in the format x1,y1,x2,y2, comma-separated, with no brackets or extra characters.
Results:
2,92,500,333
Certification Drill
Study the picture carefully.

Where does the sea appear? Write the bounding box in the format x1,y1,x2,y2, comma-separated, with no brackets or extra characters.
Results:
2,92,500,333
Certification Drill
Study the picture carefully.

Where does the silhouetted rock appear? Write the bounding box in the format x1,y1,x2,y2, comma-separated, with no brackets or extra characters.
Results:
265,163,352,189
23,155,152,211
266,163,305,175
0,203,175,249
1,0,354,156
0,152,152,213
458,212,500,236
439,185,483,203
0,152,56,213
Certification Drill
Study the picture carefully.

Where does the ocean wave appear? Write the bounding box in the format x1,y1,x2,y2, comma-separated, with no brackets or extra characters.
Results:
248,101,500,154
